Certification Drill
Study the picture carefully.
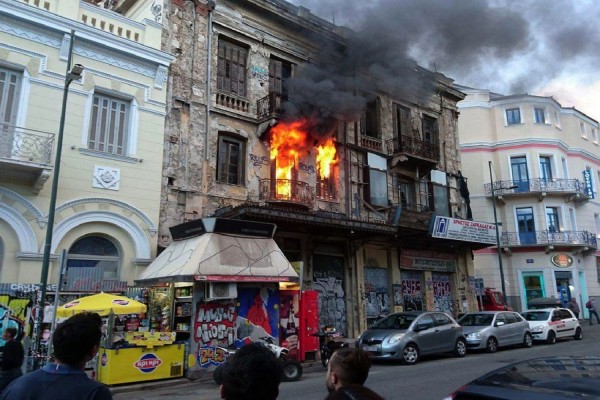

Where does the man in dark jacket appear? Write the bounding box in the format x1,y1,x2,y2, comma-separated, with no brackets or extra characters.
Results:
0,327,24,392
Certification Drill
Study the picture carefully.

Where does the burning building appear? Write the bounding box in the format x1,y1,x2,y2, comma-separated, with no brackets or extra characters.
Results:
157,0,491,338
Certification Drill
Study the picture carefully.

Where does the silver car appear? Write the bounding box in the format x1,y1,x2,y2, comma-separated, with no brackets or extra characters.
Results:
458,311,533,353
356,311,466,365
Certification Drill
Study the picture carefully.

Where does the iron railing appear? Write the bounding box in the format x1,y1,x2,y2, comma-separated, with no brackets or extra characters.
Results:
257,92,284,120
484,178,587,197
501,230,597,248
385,135,440,161
0,123,54,165
259,178,314,207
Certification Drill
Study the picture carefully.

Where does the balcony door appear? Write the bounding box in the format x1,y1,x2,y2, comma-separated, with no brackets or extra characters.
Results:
517,207,536,244
511,156,529,192
0,67,22,159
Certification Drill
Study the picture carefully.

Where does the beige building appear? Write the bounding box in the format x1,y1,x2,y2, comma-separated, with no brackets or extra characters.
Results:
458,87,600,313
0,0,173,291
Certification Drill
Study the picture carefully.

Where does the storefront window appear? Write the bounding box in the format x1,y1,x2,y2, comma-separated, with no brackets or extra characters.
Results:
66,236,120,290
523,273,545,308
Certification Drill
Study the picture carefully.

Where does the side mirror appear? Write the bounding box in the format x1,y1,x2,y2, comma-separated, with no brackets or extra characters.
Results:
495,321,505,327
414,323,429,332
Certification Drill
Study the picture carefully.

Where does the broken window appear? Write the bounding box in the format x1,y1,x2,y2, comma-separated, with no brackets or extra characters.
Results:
361,98,380,139
316,164,337,201
217,133,246,185
394,104,411,138
217,39,247,97
421,115,438,145
269,57,292,99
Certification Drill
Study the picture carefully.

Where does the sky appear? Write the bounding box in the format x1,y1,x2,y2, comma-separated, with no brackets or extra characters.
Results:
286,0,600,122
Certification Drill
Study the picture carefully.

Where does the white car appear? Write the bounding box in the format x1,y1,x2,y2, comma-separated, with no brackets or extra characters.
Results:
520,307,582,344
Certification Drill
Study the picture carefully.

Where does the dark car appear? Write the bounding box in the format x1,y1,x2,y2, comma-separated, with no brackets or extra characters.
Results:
444,356,600,399
356,311,466,365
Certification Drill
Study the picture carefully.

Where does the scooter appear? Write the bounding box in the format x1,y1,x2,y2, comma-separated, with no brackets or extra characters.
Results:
213,336,303,384
313,325,348,367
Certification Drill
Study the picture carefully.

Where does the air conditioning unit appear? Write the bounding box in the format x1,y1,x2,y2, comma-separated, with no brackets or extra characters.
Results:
208,282,237,300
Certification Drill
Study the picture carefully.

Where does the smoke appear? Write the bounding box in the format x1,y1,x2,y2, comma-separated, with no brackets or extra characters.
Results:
284,0,600,122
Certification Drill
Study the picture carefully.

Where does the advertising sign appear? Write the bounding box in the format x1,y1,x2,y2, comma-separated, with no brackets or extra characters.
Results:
551,253,573,268
431,216,497,245
583,170,595,199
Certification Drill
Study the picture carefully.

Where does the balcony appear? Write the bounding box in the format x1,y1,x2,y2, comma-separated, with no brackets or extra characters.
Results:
359,135,383,153
501,230,597,253
0,124,55,194
257,92,284,122
485,178,589,204
386,135,440,170
216,92,251,114
259,178,314,208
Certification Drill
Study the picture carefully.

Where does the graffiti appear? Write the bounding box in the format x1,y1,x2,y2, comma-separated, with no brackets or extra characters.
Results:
431,274,454,315
198,345,230,367
312,277,346,334
251,65,268,84
392,284,403,306
194,302,236,346
249,153,269,167
0,293,34,345
364,268,390,327
401,275,423,311
299,162,315,174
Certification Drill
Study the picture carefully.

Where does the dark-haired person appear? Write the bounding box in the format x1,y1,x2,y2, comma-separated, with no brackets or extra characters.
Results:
326,348,372,393
220,342,282,400
0,327,24,392
0,312,112,399
325,384,385,400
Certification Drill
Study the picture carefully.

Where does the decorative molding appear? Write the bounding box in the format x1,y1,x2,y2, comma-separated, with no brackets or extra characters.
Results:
155,65,168,89
0,204,38,253
59,32,70,61
0,187,45,226
54,198,157,236
79,148,139,164
0,43,48,73
92,165,121,190
133,258,153,266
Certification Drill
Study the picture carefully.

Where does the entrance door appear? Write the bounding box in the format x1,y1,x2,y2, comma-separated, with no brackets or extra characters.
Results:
511,156,530,192
431,273,453,315
555,271,573,308
517,207,536,244
401,271,424,311
522,272,545,309
311,254,346,335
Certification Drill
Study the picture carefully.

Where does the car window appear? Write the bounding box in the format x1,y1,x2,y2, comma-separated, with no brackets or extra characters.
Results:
552,310,561,320
371,314,415,329
495,314,507,325
458,313,493,326
415,315,435,330
505,313,519,324
521,311,550,321
558,309,572,319
433,313,452,326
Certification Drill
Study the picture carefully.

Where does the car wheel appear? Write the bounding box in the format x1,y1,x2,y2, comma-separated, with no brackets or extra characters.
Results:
402,344,420,365
282,359,303,382
574,327,583,340
485,337,498,353
546,330,556,344
523,332,533,348
455,338,467,357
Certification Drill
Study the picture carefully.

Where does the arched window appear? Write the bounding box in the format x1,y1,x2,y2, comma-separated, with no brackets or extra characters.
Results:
67,236,120,282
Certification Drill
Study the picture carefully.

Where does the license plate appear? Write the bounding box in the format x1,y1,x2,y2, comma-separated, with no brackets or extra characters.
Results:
362,345,377,352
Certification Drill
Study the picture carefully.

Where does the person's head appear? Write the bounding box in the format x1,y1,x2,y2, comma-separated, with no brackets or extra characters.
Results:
326,348,371,392
2,327,17,341
572,298,577,302
220,342,282,400
325,384,384,400
53,312,102,368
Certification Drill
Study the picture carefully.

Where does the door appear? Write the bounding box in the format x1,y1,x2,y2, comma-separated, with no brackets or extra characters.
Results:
432,273,454,315
540,156,553,184
517,207,536,244
555,271,572,308
401,272,424,311
0,67,22,159
412,314,438,354
494,313,512,346
523,273,545,309
511,156,530,192
432,313,458,352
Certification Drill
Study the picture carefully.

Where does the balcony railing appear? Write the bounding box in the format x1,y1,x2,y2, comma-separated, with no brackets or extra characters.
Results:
257,92,284,120
216,92,250,113
359,135,383,152
501,230,597,249
0,124,54,165
385,135,440,161
259,178,314,208
484,178,587,198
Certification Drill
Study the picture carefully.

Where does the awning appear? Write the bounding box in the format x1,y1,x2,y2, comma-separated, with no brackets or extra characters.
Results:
135,228,299,285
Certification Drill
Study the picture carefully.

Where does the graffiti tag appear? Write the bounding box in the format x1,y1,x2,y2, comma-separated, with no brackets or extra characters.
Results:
299,162,315,174
249,153,269,167
194,303,236,346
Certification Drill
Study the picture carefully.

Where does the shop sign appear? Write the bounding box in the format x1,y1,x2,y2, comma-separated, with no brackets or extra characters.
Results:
134,353,162,373
401,250,457,273
551,253,573,268
430,216,497,245
583,170,595,199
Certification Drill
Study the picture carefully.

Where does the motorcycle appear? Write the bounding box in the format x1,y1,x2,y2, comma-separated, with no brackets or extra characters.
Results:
213,336,303,384
312,325,348,367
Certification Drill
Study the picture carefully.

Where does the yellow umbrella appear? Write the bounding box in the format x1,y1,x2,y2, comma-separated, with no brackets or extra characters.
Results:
56,292,147,318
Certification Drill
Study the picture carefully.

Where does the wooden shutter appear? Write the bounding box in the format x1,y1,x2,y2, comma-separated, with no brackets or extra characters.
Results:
269,59,283,94
363,164,371,204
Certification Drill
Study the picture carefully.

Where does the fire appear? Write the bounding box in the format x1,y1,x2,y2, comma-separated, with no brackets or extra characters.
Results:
270,121,309,199
316,138,337,179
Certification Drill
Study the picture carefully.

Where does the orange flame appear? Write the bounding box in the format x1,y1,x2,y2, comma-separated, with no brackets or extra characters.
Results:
270,121,309,198
316,138,337,180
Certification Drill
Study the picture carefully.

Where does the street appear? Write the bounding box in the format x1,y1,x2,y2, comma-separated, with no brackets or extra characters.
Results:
114,324,600,400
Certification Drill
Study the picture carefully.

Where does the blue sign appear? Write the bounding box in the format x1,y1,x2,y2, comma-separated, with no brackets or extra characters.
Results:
583,170,595,199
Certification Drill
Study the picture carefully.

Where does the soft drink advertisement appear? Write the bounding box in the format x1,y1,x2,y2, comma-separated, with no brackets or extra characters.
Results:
279,290,299,358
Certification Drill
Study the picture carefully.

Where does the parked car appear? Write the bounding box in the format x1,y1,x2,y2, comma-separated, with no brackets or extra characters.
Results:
458,311,532,352
444,356,600,399
520,307,582,344
526,297,562,309
477,288,513,311
356,311,466,365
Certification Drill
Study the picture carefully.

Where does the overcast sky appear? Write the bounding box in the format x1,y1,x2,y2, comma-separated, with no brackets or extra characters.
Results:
287,0,600,121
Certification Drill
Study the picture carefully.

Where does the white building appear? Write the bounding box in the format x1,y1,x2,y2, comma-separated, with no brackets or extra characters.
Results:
457,87,600,313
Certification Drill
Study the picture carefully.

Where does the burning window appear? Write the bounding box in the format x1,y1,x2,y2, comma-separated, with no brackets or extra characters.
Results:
316,138,338,200
217,39,247,97
269,121,308,201
217,133,246,185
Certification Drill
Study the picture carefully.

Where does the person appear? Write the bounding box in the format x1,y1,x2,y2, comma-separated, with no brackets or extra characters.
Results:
569,298,580,319
326,348,372,393
325,384,385,400
0,312,112,400
0,327,24,392
586,298,600,325
220,342,282,400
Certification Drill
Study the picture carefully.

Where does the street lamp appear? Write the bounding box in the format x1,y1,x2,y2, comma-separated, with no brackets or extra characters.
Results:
35,30,83,368
488,161,517,305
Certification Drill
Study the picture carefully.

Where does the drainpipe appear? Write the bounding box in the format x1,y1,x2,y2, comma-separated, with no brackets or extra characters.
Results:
200,0,215,214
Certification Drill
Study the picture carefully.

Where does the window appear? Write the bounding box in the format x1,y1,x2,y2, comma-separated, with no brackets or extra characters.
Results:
268,57,292,99
0,66,22,158
593,128,598,143
362,98,379,138
517,207,536,244
506,108,521,125
511,156,529,192
88,93,130,156
316,163,337,200
217,39,247,97
433,313,452,326
422,115,439,144
398,177,416,210
364,153,387,207
546,207,560,233
554,111,560,127
580,122,587,138
534,107,545,124
217,134,246,185
540,156,553,181
394,104,411,138
67,236,120,282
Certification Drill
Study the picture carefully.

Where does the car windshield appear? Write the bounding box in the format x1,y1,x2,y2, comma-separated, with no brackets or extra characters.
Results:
371,314,416,330
521,311,550,321
459,314,494,326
